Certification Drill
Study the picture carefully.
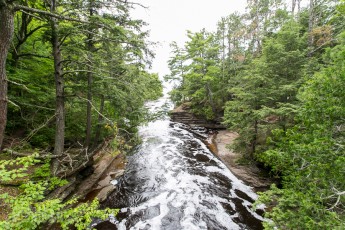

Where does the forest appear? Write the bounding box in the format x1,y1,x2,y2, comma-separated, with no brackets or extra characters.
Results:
166,0,345,228
0,0,162,228
0,0,344,229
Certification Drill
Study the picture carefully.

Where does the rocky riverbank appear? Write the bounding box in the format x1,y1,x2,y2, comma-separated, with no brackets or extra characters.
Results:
83,103,274,203
171,103,274,191
170,103,225,129
210,130,273,191
78,151,127,203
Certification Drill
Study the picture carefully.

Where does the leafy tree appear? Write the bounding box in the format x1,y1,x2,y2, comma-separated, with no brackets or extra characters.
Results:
165,42,187,103
245,0,286,55
256,30,345,229
169,30,222,119
224,20,306,157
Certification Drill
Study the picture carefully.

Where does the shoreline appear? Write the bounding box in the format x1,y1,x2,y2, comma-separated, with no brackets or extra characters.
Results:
81,124,274,203
206,130,274,191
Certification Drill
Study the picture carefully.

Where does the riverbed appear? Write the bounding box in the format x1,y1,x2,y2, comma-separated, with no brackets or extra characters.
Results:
97,94,265,229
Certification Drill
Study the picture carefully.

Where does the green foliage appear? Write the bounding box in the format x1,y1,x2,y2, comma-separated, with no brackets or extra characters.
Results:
0,154,39,182
256,184,342,229
32,160,50,178
167,1,344,228
0,181,116,230
256,31,345,229
0,156,118,229
168,30,223,119
5,0,163,150
223,19,306,157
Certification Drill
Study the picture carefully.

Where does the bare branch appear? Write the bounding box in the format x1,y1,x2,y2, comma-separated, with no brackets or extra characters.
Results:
308,38,337,56
24,25,46,39
8,100,20,108
7,79,29,90
17,53,51,59
13,101,55,111
77,96,114,126
61,69,97,77
116,0,148,9
327,191,345,210
3,149,59,159
14,4,89,24
21,114,56,144
14,5,114,31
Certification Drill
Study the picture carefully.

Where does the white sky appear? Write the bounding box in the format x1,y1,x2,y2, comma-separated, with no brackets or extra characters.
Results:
131,0,247,77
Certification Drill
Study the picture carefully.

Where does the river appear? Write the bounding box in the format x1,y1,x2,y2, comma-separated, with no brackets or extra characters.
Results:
99,92,264,229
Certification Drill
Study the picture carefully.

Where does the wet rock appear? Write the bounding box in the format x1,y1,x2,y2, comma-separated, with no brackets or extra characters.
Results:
170,103,225,129
94,221,117,230
97,185,116,202
195,154,210,162
81,154,127,203
143,204,160,219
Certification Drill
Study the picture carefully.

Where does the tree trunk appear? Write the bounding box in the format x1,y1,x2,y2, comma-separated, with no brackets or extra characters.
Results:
94,94,105,145
297,0,301,15
0,4,14,151
50,0,65,175
85,1,95,148
85,63,93,148
308,0,315,53
206,83,217,117
251,120,258,157
292,0,296,16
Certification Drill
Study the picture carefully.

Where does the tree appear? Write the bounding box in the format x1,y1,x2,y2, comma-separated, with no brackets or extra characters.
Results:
245,0,285,55
224,20,306,157
165,42,187,103
0,1,15,150
85,0,96,149
183,29,222,119
257,30,345,229
291,0,302,16
50,0,65,175
0,0,87,151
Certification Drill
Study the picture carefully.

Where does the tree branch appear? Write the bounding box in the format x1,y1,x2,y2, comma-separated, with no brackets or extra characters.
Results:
308,38,337,56
14,4,114,31
21,114,56,144
3,149,59,159
61,69,97,77
14,4,88,24
116,0,148,9
16,53,50,59
7,79,29,90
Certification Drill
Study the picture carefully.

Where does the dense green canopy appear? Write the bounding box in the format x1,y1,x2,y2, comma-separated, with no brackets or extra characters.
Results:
167,0,344,228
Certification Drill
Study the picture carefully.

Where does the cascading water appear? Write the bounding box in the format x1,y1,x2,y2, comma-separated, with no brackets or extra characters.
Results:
99,91,265,229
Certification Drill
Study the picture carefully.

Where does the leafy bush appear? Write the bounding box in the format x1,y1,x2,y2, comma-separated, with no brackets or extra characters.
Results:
0,155,118,229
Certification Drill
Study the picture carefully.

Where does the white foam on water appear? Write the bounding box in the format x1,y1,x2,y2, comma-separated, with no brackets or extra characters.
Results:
114,96,264,229
110,180,118,185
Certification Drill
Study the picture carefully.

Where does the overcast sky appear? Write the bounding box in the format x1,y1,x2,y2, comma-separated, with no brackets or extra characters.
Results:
131,0,247,77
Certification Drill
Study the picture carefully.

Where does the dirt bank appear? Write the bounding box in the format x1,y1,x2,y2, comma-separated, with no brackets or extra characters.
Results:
209,130,274,191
